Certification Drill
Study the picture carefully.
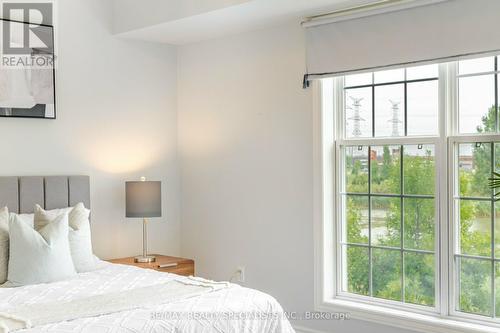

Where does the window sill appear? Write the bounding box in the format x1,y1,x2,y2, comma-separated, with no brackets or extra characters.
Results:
317,298,500,333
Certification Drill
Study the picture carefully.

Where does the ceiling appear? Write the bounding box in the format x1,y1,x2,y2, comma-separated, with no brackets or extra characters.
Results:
112,0,372,45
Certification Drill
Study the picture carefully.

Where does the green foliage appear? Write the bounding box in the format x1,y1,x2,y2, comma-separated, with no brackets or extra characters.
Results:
457,105,498,316
346,146,436,305
345,150,368,193
468,142,491,198
459,258,491,316
346,197,368,244
346,246,369,296
477,105,496,133
372,248,401,301
404,253,434,306
370,147,400,194
345,105,498,313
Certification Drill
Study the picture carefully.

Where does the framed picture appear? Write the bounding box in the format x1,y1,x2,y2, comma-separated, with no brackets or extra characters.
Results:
0,18,56,119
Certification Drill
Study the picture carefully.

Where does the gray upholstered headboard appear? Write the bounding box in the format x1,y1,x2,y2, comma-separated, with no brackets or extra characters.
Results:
0,176,90,214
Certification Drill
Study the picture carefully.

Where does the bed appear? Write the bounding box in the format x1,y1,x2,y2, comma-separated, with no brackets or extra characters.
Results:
0,176,294,333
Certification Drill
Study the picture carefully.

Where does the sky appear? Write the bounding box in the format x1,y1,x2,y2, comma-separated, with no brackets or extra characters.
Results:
323,56,499,144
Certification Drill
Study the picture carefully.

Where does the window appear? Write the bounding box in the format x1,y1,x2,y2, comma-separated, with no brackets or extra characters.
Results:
454,142,499,317
458,56,499,134
342,144,436,306
318,55,500,331
453,56,500,320
344,65,439,138
340,65,441,311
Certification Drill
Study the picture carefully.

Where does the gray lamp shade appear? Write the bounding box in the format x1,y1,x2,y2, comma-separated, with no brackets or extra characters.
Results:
126,181,162,218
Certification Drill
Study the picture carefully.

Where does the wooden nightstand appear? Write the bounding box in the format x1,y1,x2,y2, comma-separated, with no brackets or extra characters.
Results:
108,255,195,276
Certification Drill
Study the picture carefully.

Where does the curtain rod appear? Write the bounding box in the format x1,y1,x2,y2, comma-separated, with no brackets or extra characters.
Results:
302,49,500,89
301,0,448,27
305,0,403,20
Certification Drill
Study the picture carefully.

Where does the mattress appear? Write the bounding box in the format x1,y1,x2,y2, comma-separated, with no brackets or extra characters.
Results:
0,262,294,333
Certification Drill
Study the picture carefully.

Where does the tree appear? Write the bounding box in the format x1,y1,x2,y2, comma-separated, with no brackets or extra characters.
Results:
457,105,498,316
346,145,435,305
345,104,497,312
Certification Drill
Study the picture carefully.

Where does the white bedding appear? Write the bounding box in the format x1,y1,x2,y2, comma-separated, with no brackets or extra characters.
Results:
0,262,295,333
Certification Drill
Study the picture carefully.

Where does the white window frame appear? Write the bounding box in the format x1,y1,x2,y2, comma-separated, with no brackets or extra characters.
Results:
313,60,500,333
448,57,500,324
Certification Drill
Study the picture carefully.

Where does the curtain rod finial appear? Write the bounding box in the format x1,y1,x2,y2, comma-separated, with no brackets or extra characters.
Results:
303,74,310,89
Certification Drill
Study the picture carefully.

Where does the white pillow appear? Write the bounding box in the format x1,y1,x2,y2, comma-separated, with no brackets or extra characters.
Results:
34,203,97,272
9,212,34,228
0,209,37,285
0,207,9,284
6,213,77,286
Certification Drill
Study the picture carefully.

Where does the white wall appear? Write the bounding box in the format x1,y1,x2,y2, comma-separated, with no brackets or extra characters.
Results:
178,22,414,333
112,0,251,34
0,0,180,260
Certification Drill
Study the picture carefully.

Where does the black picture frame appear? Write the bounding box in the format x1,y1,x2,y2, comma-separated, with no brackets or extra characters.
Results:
0,18,56,120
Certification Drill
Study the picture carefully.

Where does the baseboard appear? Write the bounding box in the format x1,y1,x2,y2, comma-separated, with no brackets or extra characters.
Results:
292,325,328,333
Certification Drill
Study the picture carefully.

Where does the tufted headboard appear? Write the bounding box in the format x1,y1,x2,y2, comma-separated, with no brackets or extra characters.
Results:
0,176,90,214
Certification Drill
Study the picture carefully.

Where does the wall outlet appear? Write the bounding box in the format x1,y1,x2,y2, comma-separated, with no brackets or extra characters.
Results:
236,266,245,283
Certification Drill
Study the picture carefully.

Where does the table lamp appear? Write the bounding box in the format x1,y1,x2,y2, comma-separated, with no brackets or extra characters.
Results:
126,177,162,263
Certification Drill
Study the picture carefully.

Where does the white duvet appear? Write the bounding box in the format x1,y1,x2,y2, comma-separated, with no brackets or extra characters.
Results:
0,262,295,333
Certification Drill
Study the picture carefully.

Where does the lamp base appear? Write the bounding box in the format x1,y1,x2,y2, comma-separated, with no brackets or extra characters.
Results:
134,255,156,263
